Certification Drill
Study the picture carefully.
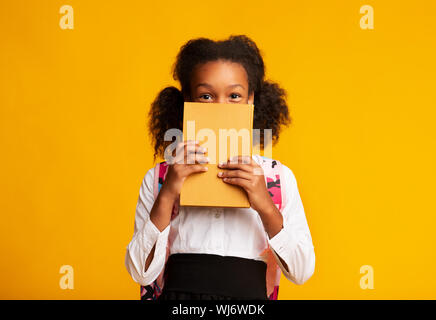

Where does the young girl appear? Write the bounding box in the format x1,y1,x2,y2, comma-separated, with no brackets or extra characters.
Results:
125,35,315,300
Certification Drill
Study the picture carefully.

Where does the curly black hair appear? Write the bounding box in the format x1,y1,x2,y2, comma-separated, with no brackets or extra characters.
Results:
148,35,291,160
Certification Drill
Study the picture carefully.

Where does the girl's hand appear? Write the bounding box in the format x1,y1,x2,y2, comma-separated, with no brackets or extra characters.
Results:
217,155,275,215
159,140,209,202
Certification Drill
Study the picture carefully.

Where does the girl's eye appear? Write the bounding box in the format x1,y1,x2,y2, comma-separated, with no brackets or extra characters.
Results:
200,94,212,100
230,93,241,99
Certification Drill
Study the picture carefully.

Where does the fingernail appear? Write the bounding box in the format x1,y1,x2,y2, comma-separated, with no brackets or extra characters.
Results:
217,172,223,177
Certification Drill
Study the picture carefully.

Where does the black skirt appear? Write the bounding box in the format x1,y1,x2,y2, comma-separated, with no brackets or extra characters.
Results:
157,253,268,300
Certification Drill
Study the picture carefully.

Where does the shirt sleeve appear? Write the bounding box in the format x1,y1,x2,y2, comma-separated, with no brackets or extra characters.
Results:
124,167,171,286
267,164,316,285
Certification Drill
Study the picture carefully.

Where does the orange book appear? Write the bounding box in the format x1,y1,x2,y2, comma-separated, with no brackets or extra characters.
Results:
180,102,254,207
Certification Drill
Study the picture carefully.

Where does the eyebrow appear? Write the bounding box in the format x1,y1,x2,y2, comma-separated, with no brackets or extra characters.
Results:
195,83,245,90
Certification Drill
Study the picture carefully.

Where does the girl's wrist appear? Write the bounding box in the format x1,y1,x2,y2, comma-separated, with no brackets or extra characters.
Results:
255,195,276,217
158,184,179,204
257,202,276,220
256,202,283,239
150,186,178,231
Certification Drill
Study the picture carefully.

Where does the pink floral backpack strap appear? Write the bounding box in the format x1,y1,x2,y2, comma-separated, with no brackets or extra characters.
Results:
140,161,179,300
258,155,286,300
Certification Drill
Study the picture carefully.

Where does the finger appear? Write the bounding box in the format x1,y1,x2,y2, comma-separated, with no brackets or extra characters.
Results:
175,140,201,156
222,177,250,189
173,142,205,164
185,144,207,155
173,141,195,161
185,164,208,175
218,169,251,180
229,155,252,165
197,155,210,164
185,145,208,164
251,167,264,176
175,140,198,150
187,154,210,164
218,161,252,172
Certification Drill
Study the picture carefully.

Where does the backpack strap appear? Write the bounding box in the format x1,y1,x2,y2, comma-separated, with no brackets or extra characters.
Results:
258,155,285,300
140,161,173,300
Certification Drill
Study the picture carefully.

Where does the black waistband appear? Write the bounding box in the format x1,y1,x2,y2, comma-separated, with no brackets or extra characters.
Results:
163,253,268,300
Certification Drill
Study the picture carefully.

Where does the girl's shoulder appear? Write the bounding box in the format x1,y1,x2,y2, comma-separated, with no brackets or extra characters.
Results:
143,160,167,182
142,161,168,197
144,165,155,181
252,154,298,185
252,154,280,167
139,166,156,195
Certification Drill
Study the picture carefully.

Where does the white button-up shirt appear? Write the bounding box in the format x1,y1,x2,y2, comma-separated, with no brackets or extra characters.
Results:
125,155,315,287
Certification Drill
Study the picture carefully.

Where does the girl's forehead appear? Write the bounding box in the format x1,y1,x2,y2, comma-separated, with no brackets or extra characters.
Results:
190,60,248,86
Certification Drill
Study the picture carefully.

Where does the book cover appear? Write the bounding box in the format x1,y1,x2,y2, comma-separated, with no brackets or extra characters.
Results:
180,102,254,207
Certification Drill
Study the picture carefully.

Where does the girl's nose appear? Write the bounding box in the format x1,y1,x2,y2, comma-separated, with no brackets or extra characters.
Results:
216,96,227,104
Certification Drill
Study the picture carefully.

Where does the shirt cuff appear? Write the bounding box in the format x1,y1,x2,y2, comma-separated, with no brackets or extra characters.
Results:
140,219,170,253
267,227,298,260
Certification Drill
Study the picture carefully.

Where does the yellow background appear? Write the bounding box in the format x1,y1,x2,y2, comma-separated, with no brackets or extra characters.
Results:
1,0,435,299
